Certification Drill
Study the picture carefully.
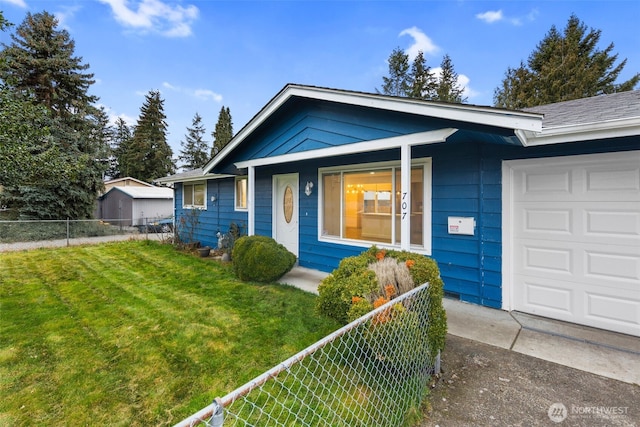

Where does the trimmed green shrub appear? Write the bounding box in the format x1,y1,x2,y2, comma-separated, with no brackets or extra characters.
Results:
232,235,297,283
316,246,447,356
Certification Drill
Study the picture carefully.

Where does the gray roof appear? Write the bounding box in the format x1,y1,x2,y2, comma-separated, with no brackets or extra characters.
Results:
106,186,173,199
524,90,640,128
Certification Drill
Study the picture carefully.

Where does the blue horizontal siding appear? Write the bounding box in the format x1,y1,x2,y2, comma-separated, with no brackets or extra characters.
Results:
174,179,248,249
175,107,639,311
228,102,440,166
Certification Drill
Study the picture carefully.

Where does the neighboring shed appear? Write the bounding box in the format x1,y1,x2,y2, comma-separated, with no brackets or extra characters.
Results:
97,186,174,226
103,177,154,193
157,85,640,337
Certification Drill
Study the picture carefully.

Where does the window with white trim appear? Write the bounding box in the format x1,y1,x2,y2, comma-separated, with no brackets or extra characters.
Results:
235,176,248,211
183,182,206,209
320,159,431,251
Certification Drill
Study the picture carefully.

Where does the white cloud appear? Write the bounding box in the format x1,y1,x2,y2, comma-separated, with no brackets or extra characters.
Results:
159,82,223,102
477,9,535,26
98,0,199,37
0,0,27,8
194,89,223,103
476,10,503,24
97,104,136,127
399,26,439,60
54,5,81,30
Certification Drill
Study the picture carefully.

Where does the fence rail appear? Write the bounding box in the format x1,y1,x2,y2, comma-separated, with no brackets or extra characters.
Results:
175,282,438,427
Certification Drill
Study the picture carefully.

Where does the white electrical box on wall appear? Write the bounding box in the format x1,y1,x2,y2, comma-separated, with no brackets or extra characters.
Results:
448,216,475,235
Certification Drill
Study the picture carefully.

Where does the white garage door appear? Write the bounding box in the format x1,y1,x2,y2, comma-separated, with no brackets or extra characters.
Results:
504,151,640,337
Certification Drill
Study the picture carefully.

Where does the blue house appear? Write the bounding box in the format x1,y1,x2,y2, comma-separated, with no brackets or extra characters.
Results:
157,85,640,337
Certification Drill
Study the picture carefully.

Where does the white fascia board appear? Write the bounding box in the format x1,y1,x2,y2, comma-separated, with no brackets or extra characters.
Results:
155,173,233,185
290,86,543,132
235,128,458,168
516,117,640,146
203,84,542,173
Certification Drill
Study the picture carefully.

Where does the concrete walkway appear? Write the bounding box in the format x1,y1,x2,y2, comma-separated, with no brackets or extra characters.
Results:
280,266,640,385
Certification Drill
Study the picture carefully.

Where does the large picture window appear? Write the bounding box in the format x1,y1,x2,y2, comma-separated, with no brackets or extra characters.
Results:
320,159,430,251
183,182,206,208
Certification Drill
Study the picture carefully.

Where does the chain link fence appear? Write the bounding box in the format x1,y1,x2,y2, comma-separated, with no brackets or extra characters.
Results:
175,282,438,427
0,217,173,250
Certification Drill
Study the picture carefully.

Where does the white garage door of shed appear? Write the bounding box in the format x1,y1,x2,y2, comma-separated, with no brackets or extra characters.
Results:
504,151,640,337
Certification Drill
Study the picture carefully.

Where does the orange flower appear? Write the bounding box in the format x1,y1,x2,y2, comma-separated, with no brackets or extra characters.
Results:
405,259,415,268
375,250,386,261
384,284,396,299
352,296,363,304
373,296,388,309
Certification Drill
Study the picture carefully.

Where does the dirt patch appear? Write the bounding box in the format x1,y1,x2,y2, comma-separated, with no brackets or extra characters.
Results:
421,335,639,426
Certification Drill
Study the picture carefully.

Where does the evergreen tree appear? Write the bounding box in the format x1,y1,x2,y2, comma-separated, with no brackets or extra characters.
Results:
434,54,467,103
379,48,467,103
379,47,411,96
494,15,639,108
0,11,10,32
90,106,113,180
108,117,132,179
493,62,535,110
126,90,175,182
179,113,209,170
211,106,233,157
0,11,105,219
1,12,97,119
408,50,437,100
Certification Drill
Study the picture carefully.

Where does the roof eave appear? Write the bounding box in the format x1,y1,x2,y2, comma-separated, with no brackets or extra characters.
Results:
516,117,640,146
154,172,233,185
203,84,543,173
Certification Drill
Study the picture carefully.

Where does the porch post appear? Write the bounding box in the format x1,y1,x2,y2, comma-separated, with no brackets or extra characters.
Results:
400,143,411,251
248,165,255,235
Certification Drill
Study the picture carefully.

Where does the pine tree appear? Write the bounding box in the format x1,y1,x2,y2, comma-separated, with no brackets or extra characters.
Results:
379,47,411,96
178,113,209,170
211,106,233,157
0,11,105,219
126,90,175,182
379,48,467,103
408,50,437,100
0,11,10,31
493,62,536,109
434,54,467,103
1,12,97,119
108,118,131,179
494,15,639,108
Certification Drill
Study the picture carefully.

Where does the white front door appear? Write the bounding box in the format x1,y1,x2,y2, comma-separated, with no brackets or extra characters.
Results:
503,151,640,336
273,173,299,257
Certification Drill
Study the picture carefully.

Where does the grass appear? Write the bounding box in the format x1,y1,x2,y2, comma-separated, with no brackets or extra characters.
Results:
0,241,340,426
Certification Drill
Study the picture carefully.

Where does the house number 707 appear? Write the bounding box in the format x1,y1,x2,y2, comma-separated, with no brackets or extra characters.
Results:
401,192,408,220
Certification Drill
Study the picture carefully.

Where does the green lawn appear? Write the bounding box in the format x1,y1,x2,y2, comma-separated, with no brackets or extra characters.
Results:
0,241,340,426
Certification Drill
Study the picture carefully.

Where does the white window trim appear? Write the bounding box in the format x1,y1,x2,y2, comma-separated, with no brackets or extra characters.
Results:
235,176,248,212
318,158,432,254
182,181,207,210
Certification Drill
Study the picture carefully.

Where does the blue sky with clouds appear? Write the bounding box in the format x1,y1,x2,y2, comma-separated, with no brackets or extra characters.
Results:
1,0,638,162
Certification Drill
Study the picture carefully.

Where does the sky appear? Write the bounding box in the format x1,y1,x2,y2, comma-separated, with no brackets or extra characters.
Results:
1,0,638,167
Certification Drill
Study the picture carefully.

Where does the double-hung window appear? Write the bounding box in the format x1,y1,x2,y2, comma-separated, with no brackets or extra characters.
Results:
320,158,431,252
183,182,206,209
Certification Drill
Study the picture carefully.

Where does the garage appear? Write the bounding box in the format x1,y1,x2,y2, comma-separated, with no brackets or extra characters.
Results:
503,151,640,337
